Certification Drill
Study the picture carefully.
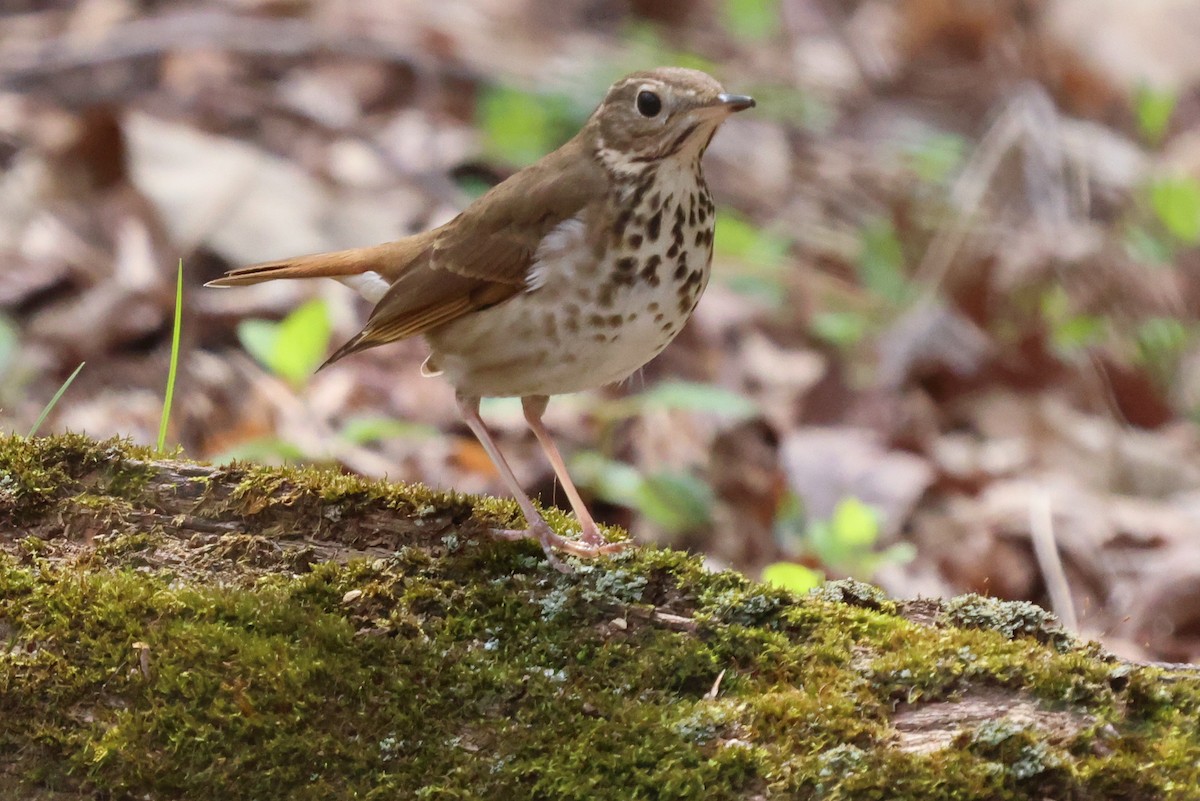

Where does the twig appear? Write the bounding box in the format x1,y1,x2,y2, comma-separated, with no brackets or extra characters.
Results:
1028,489,1078,632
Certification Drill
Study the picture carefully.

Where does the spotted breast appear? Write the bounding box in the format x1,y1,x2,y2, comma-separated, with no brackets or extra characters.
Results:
422,155,715,398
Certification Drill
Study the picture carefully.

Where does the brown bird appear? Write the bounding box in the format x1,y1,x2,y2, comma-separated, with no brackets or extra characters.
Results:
208,67,755,570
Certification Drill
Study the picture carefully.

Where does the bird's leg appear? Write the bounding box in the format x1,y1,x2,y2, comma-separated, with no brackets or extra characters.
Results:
457,393,614,570
522,395,618,549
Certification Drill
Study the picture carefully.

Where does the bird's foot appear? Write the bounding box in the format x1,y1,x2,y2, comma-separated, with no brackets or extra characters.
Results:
578,521,610,546
491,517,627,572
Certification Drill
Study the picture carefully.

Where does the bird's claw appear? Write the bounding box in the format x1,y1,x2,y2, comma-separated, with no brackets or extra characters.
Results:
490,518,628,572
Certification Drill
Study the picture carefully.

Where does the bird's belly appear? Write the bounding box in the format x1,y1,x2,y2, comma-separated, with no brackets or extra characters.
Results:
424,249,709,398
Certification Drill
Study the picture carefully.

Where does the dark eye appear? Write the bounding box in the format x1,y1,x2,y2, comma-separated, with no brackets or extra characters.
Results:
636,90,662,118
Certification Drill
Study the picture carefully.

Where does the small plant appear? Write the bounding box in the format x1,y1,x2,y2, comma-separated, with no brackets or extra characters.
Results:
856,217,913,304
337,415,439,446
761,561,822,594
211,436,308,465
1123,223,1175,266
1040,285,1108,360
810,310,870,348
28,362,85,437
766,494,915,590
566,382,758,536
158,260,184,452
810,217,916,351
237,298,332,389
571,452,713,536
1149,175,1200,244
1134,316,1192,385
903,132,968,185
808,496,904,572
595,379,759,423
478,85,578,167
713,210,792,305
1134,85,1177,147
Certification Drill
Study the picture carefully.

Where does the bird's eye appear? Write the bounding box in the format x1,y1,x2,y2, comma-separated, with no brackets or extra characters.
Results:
636,90,662,118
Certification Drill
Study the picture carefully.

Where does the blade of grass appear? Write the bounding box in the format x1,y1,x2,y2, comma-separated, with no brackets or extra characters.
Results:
28,361,85,437
158,259,184,452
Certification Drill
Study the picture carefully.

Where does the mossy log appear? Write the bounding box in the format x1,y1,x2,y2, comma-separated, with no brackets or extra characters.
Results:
1,433,1198,800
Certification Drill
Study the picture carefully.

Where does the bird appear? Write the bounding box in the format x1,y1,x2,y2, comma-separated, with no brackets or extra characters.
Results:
208,67,755,570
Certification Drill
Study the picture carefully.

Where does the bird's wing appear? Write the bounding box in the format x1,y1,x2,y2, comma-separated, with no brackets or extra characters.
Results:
323,140,607,365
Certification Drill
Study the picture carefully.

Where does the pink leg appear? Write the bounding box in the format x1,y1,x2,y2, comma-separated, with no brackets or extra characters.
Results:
457,394,618,570
522,395,609,546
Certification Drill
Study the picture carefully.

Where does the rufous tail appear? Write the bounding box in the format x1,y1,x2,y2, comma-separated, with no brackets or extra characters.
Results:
204,246,394,288
207,233,439,370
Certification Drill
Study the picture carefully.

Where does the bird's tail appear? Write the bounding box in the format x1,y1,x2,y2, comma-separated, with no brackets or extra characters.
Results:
204,244,397,288
207,233,439,369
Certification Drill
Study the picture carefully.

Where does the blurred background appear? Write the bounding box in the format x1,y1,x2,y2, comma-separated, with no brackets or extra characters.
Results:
2,0,1200,662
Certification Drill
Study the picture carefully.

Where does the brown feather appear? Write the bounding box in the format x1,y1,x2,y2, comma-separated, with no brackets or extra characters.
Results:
429,136,605,286
349,136,607,350
211,119,609,365
204,235,436,288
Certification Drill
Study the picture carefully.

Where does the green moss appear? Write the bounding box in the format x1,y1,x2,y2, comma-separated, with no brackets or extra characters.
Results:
1,434,1198,799
811,577,896,612
0,434,155,521
941,594,1076,652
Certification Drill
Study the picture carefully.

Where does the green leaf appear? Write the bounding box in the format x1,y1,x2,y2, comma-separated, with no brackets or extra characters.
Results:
1051,314,1107,357
454,174,495,200
830,496,879,548
274,299,333,381
810,311,869,347
1134,85,1177,146
857,218,912,303
809,496,880,566
237,320,281,371
904,133,967,184
237,299,332,387
722,274,787,307
722,0,781,41
212,437,309,466
762,562,823,594
834,541,917,579
570,451,645,507
479,86,572,166
713,212,792,303
1150,176,1200,244
1124,224,1175,265
1041,285,1108,358
634,471,714,534
339,415,439,445
881,542,917,566
570,453,713,534
158,259,184,453
773,490,806,545
29,362,85,437
714,212,790,268
1135,316,1190,370
635,380,759,420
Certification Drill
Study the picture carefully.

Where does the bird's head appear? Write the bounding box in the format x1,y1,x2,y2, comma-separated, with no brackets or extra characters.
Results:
588,67,754,173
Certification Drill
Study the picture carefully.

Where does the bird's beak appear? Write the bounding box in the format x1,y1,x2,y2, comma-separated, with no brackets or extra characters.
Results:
715,93,756,112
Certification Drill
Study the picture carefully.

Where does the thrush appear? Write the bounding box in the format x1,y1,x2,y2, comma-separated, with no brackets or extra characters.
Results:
208,67,755,570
